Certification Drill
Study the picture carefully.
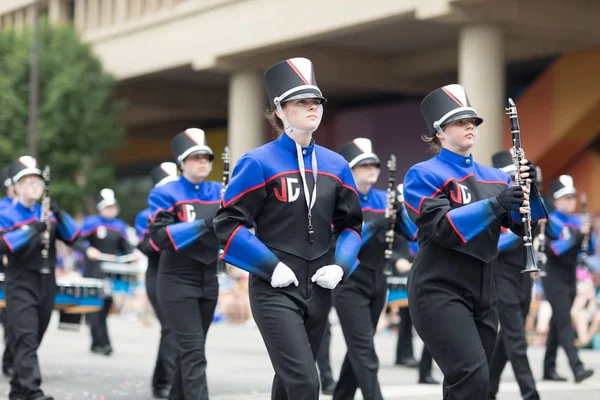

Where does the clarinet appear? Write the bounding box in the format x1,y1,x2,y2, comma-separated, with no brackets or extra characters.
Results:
383,154,397,277
216,147,230,277
40,165,51,274
533,166,548,277
579,192,591,271
506,98,540,274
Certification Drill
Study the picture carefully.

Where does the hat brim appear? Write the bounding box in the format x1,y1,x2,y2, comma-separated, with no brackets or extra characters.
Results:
350,155,380,169
97,199,118,210
13,168,42,183
428,108,484,137
553,187,577,199
271,87,327,111
177,146,214,163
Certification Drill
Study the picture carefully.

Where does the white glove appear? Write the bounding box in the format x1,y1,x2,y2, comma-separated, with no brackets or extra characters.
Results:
311,264,344,290
271,262,299,288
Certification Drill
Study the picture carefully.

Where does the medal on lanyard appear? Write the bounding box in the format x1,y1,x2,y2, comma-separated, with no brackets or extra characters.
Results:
296,143,317,243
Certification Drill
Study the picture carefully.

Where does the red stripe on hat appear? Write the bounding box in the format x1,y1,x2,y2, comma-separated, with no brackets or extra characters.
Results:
286,60,310,85
441,87,465,107
184,129,201,145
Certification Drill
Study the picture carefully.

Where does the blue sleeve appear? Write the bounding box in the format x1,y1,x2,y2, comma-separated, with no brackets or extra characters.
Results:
361,221,379,246
334,228,362,277
165,220,211,251
134,209,149,241
54,211,80,243
403,166,505,247
548,217,578,256
498,231,520,252
214,154,280,279
148,187,209,252
220,225,279,280
408,240,419,257
80,216,97,239
396,205,418,241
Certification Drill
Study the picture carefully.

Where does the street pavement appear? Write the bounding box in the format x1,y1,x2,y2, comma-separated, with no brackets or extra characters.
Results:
0,312,598,399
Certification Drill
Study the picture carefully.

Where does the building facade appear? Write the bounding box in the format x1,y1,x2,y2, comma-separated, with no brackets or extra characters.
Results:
1,0,599,208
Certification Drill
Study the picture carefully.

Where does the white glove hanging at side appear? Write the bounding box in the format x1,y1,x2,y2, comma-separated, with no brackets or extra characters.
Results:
271,262,299,288
311,264,344,290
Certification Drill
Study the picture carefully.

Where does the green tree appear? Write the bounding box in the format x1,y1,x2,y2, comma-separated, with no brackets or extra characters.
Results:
0,19,126,216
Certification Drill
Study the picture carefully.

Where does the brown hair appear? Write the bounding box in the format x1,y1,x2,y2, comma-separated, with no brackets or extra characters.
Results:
421,134,442,154
264,107,285,136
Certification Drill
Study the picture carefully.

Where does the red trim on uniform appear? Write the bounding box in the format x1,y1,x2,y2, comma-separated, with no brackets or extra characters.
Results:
221,225,243,259
2,237,14,253
412,174,508,216
445,213,467,244
165,226,179,252
150,239,160,252
224,170,358,207
362,207,386,213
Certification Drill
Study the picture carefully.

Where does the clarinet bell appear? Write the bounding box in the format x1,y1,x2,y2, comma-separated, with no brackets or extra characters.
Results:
521,245,540,274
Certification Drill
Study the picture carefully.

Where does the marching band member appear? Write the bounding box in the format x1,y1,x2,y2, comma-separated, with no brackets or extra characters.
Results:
403,84,546,399
541,175,595,383
77,189,136,356
134,162,179,399
1,165,15,377
0,156,79,400
214,57,363,400
488,150,540,400
148,129,222,400
334,138,418,400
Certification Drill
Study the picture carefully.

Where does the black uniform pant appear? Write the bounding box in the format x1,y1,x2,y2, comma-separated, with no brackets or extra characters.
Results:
158,266,218,400
408,262,497,400
1,307,14,371
333,266,385,400
396,307,414,361
89,296,113,349
489,296,538,400
146,263,176,391
249,252,332,400
316,317,334,386
396,307,434,379
542,276,582,374
5,268,55,400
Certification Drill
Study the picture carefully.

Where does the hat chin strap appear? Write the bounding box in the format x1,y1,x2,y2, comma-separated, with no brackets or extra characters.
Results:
274,98,321,135
433,121,480,152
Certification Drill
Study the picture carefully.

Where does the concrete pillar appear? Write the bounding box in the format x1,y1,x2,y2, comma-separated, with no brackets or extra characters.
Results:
13,10,24,31
100,0,113,27
74,0,86,32
86,0,100,30
49,0,70,24
228,71,266,164
114,0,128,24
458,25,505,166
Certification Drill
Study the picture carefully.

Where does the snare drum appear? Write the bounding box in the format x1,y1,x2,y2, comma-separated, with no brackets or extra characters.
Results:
386,275,408,308
56,277,105,313
100,262,139,296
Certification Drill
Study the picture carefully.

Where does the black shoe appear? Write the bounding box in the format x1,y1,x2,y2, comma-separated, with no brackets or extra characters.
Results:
418,375,440,385
24,394,54,400
395,357,419,368
321,381,336,395
543,370,567,381
574,368,594,383
152,387,170,399
91,345,113,356
3,366,13,377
